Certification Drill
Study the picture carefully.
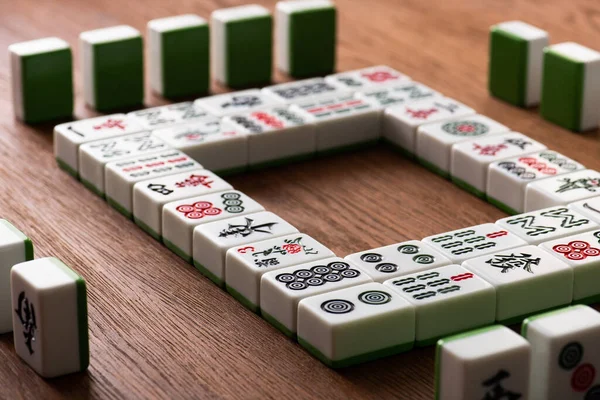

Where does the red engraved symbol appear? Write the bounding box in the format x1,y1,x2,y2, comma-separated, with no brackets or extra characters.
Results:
282,243,302,254
553,241,600,261
168,157,188,163
237,246,255,254
473,143,508,156
176,201,222,220
571,363,596,392
175,174,213,189
361,71,399,82
406,108,438,120
486,231,508,239
518,157,557,175
457,124,476,133
450,273,474,282
93,119,126,130
251,112,284,129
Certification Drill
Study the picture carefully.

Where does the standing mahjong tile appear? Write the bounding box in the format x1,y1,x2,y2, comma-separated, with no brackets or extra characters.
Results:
260,257,372,338
105,150,202,219
325,65,410,92
423,223,527,264
540,229,600,304
148,14,209,98
223,107,316,168
78,132,169,197
383,97,476,157
225,233,334,312
211,5,272,88
151,119,247,175
297,282,416,368
415,114,509,178
193,212,299,287
276,0,336,78
162,190,265,263
488,150,585,214
261,78,346,104
463,245,573,324
11,257,88,378
435,325,531,400
489,21,549,107
355,81,442,109
133,169,232,240
54,114,145,178
195,89,282,117
384,264,496,346
496,206,597,245
289,93,380,153
127,102,213,130
344,240,451,283
451,132,547,198
525,169,600,212
569,197,600,224
0,220,34,333
522,305,600,400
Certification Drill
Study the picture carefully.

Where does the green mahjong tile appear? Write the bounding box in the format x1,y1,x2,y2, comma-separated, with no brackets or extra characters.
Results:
488,28,528,106
521,305,583,337
0,219,34,261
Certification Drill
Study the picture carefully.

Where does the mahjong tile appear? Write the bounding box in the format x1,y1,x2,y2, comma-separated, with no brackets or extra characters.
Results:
525,169,600,212
423,223,527,264
355,81,441,109
463,245,573,324
324,65,410,92
127,102,214,129
384,264,496,346
194,89,282,117
569,197,600,224
344,240,451,283
261,78,346,104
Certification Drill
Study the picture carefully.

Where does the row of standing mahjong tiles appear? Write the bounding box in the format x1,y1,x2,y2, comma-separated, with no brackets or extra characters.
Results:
5,1,600,399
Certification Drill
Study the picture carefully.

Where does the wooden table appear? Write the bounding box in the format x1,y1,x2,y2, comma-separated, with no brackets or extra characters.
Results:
1,0,599,398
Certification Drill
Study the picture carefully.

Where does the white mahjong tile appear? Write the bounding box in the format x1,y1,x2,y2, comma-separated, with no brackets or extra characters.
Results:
488,150,585,214
463,245,573,323
383,97,476,155
162,190,265,262
261,78,347,104
355,81,442,109
415,114,509,177
152,119,247,173
225,233,335,312
384,264,496,346
127,102,214,129
132,169,232,240
54,114,144,176
423,223,527,264
525,169,600,212
324,65,410,92
260,257,372,337
194,89,283,117
540,229,600,303
451,132,547,197
522,305,600,400
569,197,600,224
344,240,451,283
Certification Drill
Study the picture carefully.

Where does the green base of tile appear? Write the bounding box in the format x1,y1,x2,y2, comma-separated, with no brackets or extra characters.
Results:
1,220,34,261
56,158,79,179
193,260,225,287
499,304,569,326
163,239,192,264
249,153,314,171
451,176,486,199
106,197,133,219
298,337,414,369
382,138,415,160
318,139,379,157
417,157,450,179
261,310,296,339
133,217,161,241
214,166,247,177
80,178,104,199
574,294,600,305
226,284,259,313
521,305,581,337
486,196,519,215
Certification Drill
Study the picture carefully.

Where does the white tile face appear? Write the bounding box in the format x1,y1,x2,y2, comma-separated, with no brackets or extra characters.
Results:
462,245,573,322
415,114,509,175
437,325,531,400
105,150,202,216
289,94,380,151
261,258,373,334
384,264,496,344
324,65,410,92
262,78,346,104
0,220,29,334
223,107,316,165
163,191,265,260
225,233,335,310
522,305,600,400
383,97,476,154
451,132,547,194
127,102,214,129
195,90,282,117
54,114,144,174
297,282,416,365
540,229,600,302
344,240,451,283
569,197,600,224
497,206,597,245
133,169,232,239
488,151,585,213
152,119,247,172
355,81,441,108
525,170,600,212
423,223,528,264
78,132,169,195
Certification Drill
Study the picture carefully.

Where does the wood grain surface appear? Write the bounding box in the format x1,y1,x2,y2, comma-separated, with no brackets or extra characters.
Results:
1,0,599,398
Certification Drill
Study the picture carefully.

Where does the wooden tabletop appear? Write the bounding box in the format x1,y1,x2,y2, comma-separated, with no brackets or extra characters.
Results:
1,0,599,398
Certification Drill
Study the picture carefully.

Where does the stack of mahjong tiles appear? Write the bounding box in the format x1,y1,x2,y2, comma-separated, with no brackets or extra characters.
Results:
54,63,600,369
